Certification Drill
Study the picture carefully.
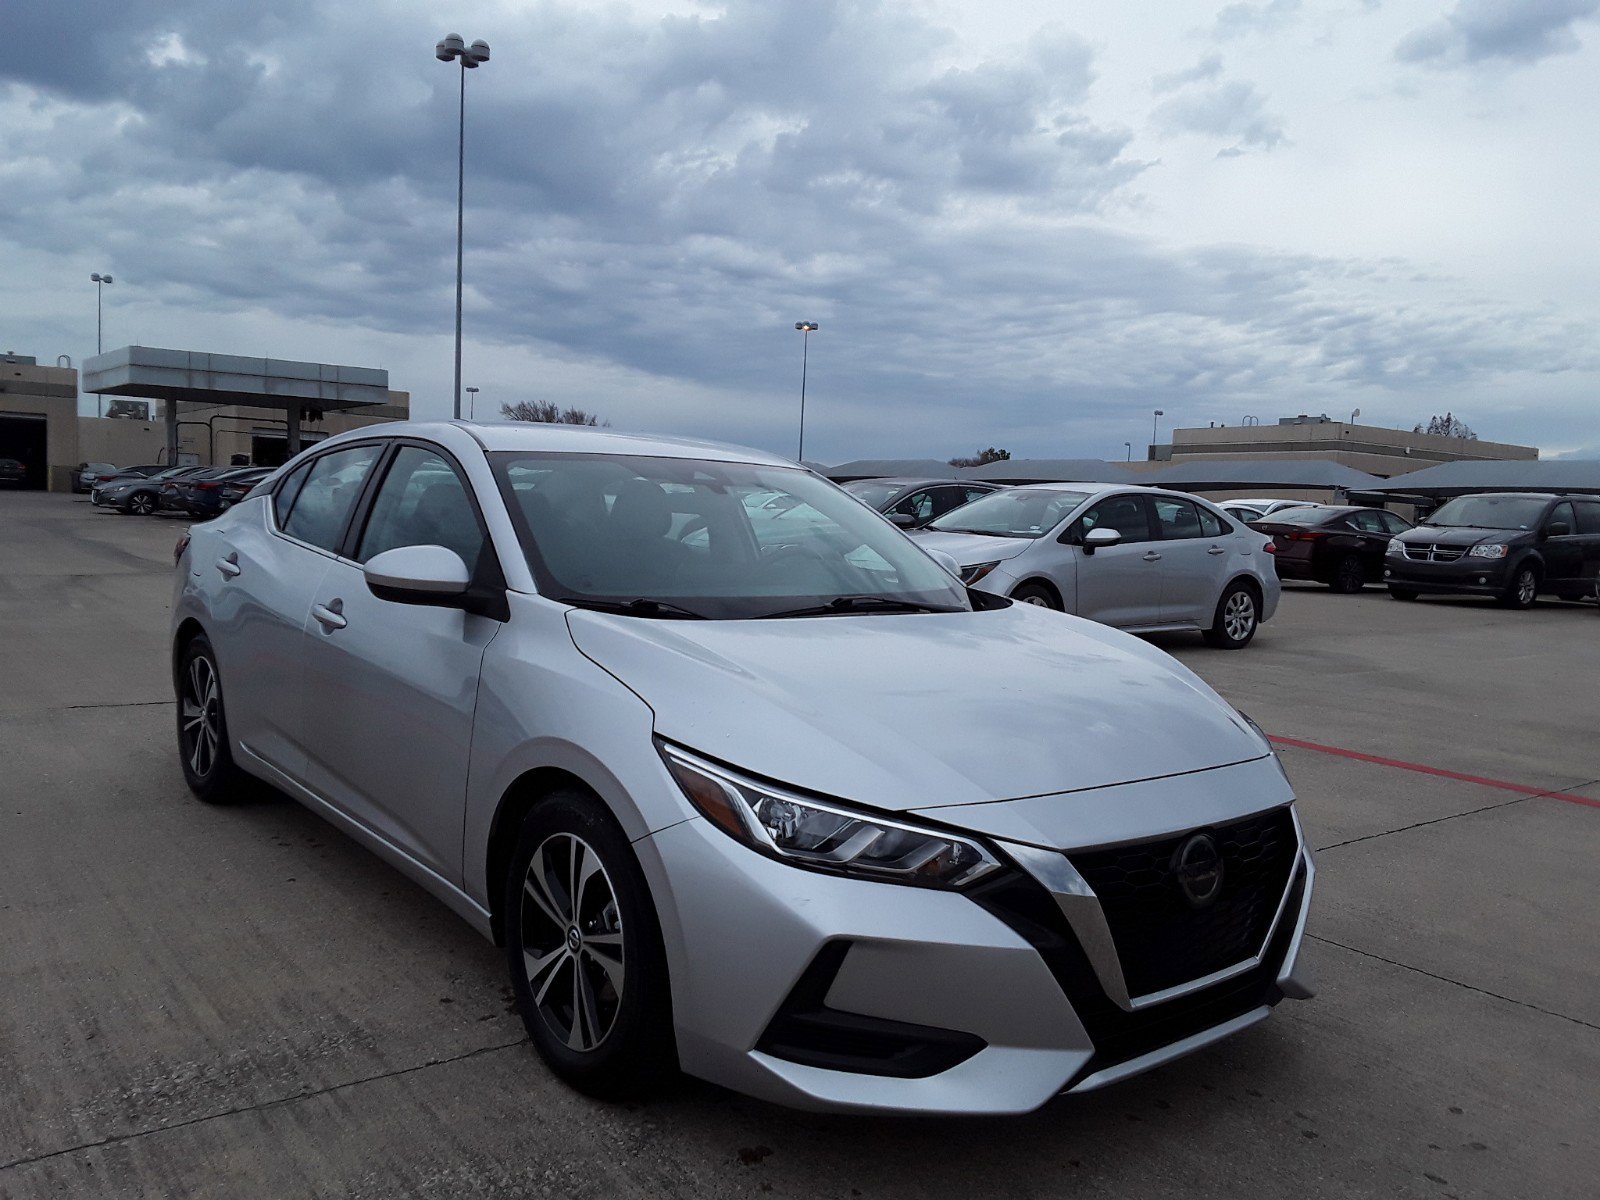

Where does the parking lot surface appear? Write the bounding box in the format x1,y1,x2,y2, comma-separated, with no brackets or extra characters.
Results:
3,490,1597,1199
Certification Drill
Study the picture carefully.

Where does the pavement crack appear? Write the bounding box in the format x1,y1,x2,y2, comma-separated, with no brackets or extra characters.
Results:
0,1037,528,1174
1307,934,1600,1032
1313,778,1600,853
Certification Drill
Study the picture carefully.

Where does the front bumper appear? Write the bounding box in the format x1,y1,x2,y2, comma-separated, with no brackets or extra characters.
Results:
1383,557,1512,594
639,777,1314,1115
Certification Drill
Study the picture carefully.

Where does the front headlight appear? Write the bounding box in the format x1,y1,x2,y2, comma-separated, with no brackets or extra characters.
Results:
660,744,1002,889
960,561,1000,585
1386,538,1404,556
1468,543,1509,559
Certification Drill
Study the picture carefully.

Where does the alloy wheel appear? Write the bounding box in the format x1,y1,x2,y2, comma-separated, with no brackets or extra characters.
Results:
132,494,155,515
519,833,626,1053
1224,590,1256,641
1020,595,1049,607
179,655,221,779
1517,570,1536,606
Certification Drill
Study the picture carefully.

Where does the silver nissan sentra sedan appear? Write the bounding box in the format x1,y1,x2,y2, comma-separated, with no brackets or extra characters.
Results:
171,421,1314,1115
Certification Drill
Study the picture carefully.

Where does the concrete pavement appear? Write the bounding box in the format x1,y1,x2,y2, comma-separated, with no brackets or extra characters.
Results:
2,491,1596,1198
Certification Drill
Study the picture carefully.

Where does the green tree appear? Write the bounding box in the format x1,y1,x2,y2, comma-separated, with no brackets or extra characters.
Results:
500,400,608,427
1413,413,1476,440
947,447,1011,468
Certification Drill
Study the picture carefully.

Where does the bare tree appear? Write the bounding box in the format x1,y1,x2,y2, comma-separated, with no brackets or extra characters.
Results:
947,447,1011,468
1413,413,1477,440
500,400,608,427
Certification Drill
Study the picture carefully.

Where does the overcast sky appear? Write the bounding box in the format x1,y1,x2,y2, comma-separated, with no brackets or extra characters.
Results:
4,0,1598,461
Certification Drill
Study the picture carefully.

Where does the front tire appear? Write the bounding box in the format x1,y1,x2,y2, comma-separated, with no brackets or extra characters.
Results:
1010,582,1060,610
1203,581,1260,649
504,790,676,1100
176,634,247,803
1498,563,1538,609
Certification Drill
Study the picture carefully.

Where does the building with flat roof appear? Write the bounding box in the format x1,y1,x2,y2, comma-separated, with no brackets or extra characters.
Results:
1157,413,1537,478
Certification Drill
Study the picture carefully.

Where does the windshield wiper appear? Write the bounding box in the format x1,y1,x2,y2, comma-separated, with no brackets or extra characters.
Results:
760,595,966,619
932,527,1030,538
558,597,708,620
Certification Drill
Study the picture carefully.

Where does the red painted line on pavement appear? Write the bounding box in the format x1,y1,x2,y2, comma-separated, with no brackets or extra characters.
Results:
1268,735,1600,809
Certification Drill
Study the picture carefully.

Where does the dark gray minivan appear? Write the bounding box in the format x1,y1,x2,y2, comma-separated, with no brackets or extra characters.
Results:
1383,492,1600,607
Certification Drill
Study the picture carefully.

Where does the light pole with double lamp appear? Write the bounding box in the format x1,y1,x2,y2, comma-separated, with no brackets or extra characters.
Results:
1152,408,1165,452
91,273,113,416
436,32,491,420
465,386,480,420
794,321,818,461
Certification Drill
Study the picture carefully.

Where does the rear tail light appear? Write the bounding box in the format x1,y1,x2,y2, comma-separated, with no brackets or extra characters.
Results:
196,481,221,491
1262,541,1277,554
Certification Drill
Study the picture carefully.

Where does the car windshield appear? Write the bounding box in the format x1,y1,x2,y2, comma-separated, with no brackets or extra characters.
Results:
927,488,1090,538
841,479,901,508
1423,496,1549,531
492,452,971,620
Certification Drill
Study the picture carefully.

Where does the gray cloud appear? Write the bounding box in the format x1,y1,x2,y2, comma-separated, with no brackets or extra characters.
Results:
1212,0,1303,41
1152,80,1287,151
1396,0,1600,68
1152,54,1225,94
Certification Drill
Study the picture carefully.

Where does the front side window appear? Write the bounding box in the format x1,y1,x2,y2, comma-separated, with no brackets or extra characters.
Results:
927,488,1090,538
357,446,486,568
1547,502,1576,533
888,490,935,522
1074,495,1152,544
1150,497,1204,540
493,453,970,619
279,444,382,552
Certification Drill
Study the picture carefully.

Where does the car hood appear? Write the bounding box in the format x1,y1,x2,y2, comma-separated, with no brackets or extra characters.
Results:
910,530,1036,566
1404,525,1530,546
565,603,1268,812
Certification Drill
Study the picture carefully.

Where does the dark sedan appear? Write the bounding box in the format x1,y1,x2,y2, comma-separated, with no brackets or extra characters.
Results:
171,466,273,519
841,477,1002,529
1252,505,1413,592
0,458,27,487
96,466,206,514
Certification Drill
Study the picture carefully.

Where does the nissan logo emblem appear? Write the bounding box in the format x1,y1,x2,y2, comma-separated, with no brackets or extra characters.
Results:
1173,833,1224,908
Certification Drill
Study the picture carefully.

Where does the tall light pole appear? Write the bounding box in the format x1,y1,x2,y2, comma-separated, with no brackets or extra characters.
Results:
1123,441,1131,462
436,32,491,420
1152,408,1165,451
465,385,480,420
91,273,113,417
794,321,818,461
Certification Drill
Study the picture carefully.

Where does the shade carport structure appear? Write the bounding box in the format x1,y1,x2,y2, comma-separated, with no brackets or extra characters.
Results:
1353,459,1600,506
81,347,392,465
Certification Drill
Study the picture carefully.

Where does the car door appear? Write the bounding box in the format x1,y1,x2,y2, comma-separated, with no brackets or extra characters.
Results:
298,442,505,884
206,443,384,780
1540,501,1582,590
1066,494,1163,627
1148,496,1233,625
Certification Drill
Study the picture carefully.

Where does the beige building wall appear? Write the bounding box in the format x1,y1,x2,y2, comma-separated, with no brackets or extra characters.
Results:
1169,421,1537,478
1,360,80,490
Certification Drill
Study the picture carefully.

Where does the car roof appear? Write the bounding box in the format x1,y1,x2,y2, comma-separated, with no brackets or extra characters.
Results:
332,420,801,469
1443,492,1564,502
848,477,989,488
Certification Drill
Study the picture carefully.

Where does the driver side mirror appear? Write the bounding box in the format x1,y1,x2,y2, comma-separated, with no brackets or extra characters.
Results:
1546,521,1572,537
1081,527,1122,555
364,544,471,607
888,512,917,528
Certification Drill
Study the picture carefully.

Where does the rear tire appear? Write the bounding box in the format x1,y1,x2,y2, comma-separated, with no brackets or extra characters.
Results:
1203,581,1260,649
176,634,248,803
1330,555,1366,594
503,790,677,1100
1010,582,1060,610
1497,563,1538,610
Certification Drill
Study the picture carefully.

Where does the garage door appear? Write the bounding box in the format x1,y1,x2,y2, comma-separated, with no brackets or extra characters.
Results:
0,413,48,490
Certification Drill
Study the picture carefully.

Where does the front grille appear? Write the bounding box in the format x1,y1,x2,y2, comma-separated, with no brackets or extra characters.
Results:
1067,808,1297,998
1403,543,1464,562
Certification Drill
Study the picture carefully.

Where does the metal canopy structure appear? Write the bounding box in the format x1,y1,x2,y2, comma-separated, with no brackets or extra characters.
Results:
1355,458,1600,501
822,458,962,482
82,347,391,462
964,458,1135,484
1139,458,1384,493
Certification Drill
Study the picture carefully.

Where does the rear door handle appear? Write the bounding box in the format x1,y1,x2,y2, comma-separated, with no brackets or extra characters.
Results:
216,553,241,578
311,600,347,630
1207,546,1227,555
1142,551,1163,562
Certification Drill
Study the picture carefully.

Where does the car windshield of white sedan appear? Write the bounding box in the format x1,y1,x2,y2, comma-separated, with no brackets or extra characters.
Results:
926,488,1090,538
492,453,971,620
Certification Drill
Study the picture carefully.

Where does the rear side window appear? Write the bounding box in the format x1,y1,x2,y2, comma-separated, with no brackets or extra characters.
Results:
280,444,382,552
1150,497,1205,540
1575,502,1600,535
1347,510,1386,533
1378,510,1411,534
1198,506,1226,537
273,461,312,526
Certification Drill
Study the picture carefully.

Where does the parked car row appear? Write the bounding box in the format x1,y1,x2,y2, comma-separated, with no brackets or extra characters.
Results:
172,421,1314,1116
90,463,272,516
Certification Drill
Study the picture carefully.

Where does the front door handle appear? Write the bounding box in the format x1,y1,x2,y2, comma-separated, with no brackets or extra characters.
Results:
1142,551,1163,562
1207,546,1227,555
311,600,347,631
216,553,241,578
